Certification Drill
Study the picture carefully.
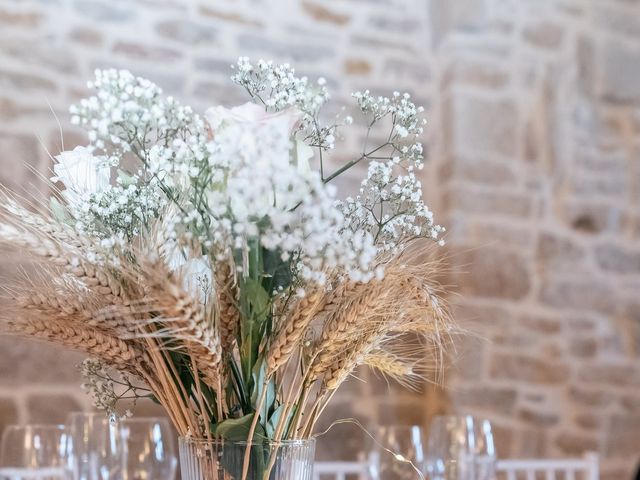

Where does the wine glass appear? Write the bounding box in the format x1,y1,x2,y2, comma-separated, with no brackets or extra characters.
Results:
66,412,121,480
118,417,177,480
366,425,428,479
66,413,177,480
425,415,496,480
0,425,72,480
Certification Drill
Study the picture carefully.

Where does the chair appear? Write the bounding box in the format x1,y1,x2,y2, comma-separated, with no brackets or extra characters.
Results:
313,461,368,480
496,452,599,480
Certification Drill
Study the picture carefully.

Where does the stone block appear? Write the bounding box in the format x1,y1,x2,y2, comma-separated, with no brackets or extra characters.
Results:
536,232,586,267
314,401,369,461
539,277,616,314
620,395,640,414
596,38,640,103
555,432,598,455
302,2,350,25
0,338,84,386
452,386,517,414
594,4,640,38
0,133,42,192
383,59,430,83
518,408,559,427
595,243,640,274
578,364,640,387
155,20,217,45
490,354,569,384
443,58,509,90
0,397,18,434
0,70,56,93
73,0,135,22
428,0,488,47
447,95,518,158
199,6,263,27
571,173,626,198
368,15,422,34
236,35,335,62
344,59,372,76
444,187,533,218
439,157,515,186
575,412,603,430
562,201,624,235
606,415,640,457
27,394,83,424
522,21,564,49
112,42,182,62
376,400,427,426
69,28,104,46
452,247,531,300
569,338,598,358
0,7,42,26
519,315,562,335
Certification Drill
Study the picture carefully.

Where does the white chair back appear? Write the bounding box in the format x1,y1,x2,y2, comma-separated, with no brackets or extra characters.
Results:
315,453,599,480
496,452,599,480
314,461,367,480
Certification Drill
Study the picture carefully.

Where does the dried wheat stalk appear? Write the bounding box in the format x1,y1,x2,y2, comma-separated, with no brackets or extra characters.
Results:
6,315,142,371
144,262,222,388
215,260,240,355
266,290,323,374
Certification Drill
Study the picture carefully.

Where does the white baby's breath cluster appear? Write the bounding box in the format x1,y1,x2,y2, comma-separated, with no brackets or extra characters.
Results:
53,58,443,290
80,358,122,418
231,57,339,151
80,358,142,420
336,90,444,252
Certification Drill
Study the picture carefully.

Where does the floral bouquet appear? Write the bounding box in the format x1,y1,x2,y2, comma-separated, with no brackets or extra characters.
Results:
0,58,452,479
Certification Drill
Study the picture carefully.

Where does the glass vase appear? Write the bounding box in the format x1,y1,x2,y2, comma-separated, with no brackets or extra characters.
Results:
178,437,315,480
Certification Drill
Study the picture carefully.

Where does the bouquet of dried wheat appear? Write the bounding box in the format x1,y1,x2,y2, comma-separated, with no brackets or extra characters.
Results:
0,59,453,479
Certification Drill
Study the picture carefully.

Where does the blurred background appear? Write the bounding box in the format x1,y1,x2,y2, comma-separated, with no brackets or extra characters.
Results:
0,0,639,479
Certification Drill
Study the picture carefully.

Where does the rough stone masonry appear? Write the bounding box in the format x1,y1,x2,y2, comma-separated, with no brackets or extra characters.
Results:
0,1,639,478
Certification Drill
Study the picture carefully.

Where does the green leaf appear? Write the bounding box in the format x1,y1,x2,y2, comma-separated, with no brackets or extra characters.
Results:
251,361,276,419
117,169,136,187
213,414,266,442
243,278,270,320
266,404,294,439
50,197,70,223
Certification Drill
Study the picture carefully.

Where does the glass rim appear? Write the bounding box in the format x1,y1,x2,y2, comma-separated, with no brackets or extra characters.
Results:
2,424,66,431
178,436,316,447
67,412,169,423
431,414,490,423
370,424,425,431
119,416,171,424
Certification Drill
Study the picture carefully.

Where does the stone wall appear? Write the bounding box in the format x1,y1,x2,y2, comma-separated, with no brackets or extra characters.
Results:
0,0,639,478
436,2,640,479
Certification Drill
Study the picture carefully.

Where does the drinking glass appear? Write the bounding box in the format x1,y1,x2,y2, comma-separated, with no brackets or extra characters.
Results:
366,425,428,479
0,425,71,480
425,415,496,480
66,412,121,480
118,417,177,480
66,413,177,480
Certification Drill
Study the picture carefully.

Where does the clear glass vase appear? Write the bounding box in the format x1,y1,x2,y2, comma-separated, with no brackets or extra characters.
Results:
178,437,315,480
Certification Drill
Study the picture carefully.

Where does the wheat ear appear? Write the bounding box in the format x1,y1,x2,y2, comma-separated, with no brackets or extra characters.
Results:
7,316,143,371
309,281,387,381
215,261,239,355
147,266,222,387
266,291,323,375
0,224,130,305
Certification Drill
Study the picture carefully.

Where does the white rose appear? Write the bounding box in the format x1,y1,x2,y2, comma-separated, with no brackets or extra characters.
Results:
295,140,314,175
181,255,213,302
205,102,314,173
51,146,110,205
168,249,213,302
